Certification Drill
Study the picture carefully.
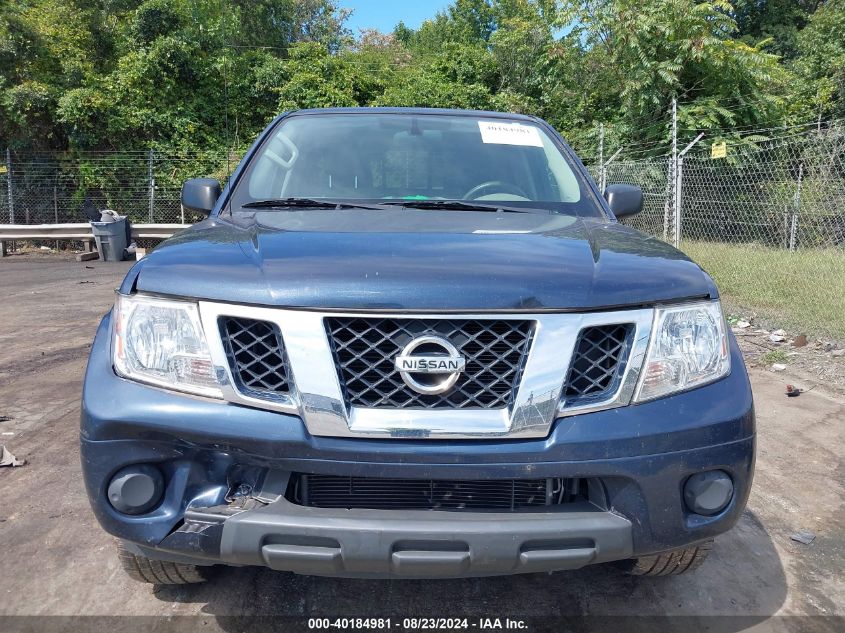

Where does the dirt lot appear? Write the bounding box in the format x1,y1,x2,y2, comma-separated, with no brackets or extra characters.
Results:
0,255,843,631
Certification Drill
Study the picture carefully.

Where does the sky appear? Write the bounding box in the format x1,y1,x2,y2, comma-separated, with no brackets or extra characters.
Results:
343,1,451,34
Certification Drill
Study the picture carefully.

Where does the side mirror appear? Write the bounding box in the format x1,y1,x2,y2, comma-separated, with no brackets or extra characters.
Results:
604,183,643,218
181,178,221,217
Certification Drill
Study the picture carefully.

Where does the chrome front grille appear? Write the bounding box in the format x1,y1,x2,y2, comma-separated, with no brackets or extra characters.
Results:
220,317,291,398
325,317,534,409
199,302,654,439
563,324,634,405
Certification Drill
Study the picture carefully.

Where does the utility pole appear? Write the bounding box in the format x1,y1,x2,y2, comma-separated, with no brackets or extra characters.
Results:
148,149,155,223
54,184,59,249
674,133,705,248
664,98,678,242
598,123,605,191
671,98,678,167
5,148,13,224
790,163,803,252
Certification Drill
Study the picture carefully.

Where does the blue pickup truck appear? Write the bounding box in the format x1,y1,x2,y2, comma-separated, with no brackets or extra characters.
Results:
81,108,754,584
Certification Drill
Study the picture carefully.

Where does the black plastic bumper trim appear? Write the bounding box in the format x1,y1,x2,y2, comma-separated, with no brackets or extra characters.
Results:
218,499,632,578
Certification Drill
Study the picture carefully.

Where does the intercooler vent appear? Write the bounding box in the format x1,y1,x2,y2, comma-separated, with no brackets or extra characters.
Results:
563,323,634,405
286,474,588,511
220,316,291,398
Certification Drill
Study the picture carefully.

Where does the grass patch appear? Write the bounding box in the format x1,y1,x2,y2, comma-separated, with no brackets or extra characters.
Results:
760,349,789,365
680,241,845,341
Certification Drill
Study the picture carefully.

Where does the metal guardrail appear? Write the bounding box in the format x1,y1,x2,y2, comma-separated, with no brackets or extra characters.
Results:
0,223,188,256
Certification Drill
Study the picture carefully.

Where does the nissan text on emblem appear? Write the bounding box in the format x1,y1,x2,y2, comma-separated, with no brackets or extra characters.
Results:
394,335,467,395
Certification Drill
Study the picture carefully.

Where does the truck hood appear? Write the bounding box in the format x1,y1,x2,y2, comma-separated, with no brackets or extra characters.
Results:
129,210,716,311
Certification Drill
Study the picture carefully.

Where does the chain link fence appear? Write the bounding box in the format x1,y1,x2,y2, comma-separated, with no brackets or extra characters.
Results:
595,158,673,239
1,126,844,341
600,125,845,342
0,169,9,225
0,150,229,225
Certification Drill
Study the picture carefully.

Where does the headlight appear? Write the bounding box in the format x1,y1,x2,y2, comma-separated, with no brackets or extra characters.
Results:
634,300,730,402
113,294,223,398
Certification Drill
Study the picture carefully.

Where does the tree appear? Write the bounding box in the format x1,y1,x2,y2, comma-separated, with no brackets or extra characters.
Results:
732,0,821,59
273,42,357,110
557,0,788,148
2,0,355,153
0,0,841,162
793,0,845,118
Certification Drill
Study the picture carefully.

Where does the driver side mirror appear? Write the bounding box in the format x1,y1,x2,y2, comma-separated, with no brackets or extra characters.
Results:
604,183,643,218
181,178,221,217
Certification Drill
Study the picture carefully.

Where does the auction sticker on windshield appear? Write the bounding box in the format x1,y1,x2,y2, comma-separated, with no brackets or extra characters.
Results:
478,121,543,147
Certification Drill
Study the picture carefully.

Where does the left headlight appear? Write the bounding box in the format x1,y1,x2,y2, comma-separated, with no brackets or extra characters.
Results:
112,293,223,398
634,300,730,402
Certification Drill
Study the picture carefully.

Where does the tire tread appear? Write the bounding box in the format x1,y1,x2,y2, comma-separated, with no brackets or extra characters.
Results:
117,541,208,585
623,540,713,577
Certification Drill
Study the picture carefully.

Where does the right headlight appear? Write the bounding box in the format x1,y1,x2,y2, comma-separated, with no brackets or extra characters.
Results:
634,300,730,402
112,293,223,398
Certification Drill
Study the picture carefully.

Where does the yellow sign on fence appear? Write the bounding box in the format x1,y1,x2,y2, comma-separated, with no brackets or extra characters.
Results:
0,165,6,174
711,141,727,159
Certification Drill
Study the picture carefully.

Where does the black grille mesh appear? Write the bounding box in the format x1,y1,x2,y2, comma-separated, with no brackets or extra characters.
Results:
291,475,574,511
563,324,633,403
221,317,290,396
325,317,534,409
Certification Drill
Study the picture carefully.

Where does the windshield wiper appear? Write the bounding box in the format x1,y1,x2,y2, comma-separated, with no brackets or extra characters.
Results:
241,198,388,210
241,197,549,214
379,200,544,214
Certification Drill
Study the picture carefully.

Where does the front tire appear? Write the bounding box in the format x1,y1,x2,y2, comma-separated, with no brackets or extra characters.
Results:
621,540,713,576
117,541,210,584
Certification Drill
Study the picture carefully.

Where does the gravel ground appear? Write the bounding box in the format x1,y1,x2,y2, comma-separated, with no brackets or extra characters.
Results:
0,254,842,633
738,334,845,393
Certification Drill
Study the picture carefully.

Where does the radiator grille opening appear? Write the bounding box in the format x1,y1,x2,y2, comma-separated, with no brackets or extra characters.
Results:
285,474,589,511
325,317,534,410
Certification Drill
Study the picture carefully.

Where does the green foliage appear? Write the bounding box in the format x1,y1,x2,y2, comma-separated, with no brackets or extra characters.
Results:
274,42,357,109
558,0,788,150
794,0,845,119
131,0,183,44
0,0,841,168
732,0,819,59
760,349,789,365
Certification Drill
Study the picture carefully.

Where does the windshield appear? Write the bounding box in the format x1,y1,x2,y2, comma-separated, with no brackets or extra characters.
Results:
229,112,601,217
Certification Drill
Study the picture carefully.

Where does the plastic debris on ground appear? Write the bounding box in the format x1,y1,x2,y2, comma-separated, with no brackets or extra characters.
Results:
771,363,787,371
0,445,25,467
790,530,816,545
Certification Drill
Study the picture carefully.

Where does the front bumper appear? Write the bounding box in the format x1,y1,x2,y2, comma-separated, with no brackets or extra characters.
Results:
209,491,632,578
82,313,755,578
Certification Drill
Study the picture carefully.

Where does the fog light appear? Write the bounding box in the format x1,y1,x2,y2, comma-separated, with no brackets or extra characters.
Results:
107,464,164,515
683,470,733,516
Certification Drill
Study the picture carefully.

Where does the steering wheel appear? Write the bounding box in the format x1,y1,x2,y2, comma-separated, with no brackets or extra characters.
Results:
462,180,530,200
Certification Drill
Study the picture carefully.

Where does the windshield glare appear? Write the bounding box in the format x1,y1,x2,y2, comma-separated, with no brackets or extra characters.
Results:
230,113,600,216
